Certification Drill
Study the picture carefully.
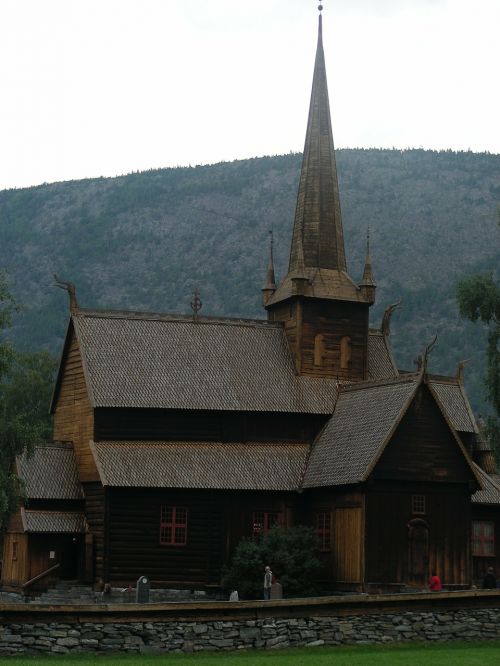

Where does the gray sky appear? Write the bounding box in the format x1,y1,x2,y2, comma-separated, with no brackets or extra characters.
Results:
1,0,499,190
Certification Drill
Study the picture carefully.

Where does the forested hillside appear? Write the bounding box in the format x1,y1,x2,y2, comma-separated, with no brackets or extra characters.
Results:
0,148,499,414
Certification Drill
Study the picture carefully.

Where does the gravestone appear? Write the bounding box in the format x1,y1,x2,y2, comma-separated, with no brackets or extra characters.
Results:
136,575,150,603
270,581,283,599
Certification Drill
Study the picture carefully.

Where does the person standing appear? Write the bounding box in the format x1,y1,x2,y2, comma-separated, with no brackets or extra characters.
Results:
482,567,497,589
428,572,442,591
263,565,273,600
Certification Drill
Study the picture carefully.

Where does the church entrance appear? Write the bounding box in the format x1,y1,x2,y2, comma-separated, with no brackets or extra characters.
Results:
407,518,429,587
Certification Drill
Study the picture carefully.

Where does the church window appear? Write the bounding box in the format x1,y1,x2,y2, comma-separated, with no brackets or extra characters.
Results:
411,495,426,515
340,336,351,369
314,334,325,366
472,521,495,557
160,506,188,546
252,511,280,537
315,511,331,551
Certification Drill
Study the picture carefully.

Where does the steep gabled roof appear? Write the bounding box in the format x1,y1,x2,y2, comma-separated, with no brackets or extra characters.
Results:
16,443,83,500
303,376,418,487
91,440,308,491
429,377,477,434
303,374,482,489
471,463,500,505
52,309,405,416
55,309,340,414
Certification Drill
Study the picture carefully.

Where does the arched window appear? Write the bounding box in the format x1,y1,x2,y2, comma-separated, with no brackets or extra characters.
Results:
314,334,325,366
340,336,351,369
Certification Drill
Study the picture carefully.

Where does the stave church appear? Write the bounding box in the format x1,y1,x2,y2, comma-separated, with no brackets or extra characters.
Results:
2,8,499,595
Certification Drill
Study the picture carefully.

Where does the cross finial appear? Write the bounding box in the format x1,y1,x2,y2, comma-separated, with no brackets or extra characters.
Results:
191,289,202,322
318,3,324,13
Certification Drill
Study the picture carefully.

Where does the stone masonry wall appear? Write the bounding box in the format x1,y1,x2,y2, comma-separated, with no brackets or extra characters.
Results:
1,608,500,655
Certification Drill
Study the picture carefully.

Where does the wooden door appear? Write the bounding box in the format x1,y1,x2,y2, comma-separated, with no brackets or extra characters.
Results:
408,518,429,587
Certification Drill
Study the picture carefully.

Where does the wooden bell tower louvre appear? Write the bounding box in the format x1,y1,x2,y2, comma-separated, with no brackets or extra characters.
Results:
263,10,375,380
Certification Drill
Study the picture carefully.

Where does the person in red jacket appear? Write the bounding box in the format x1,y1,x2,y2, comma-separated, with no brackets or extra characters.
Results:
429,572,442,591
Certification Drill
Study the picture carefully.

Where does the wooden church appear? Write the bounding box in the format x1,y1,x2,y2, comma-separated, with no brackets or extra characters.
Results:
2,10,499,595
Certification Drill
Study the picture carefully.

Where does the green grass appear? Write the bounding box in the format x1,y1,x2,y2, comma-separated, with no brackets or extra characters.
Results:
2,642,500,666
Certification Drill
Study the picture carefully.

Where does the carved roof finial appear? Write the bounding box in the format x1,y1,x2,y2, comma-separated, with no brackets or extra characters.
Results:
54,274,79,314
418,335,438,376
456,358,470,383
191,289,202,322
381,300,402,337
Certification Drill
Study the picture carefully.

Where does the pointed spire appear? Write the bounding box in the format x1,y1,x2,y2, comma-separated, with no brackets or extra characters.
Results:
266,8,372,308
288,9,346,276
360,228,376,304
262,231,277,306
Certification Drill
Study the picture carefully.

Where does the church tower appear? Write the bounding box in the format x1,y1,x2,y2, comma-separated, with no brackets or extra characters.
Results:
265,8,375,380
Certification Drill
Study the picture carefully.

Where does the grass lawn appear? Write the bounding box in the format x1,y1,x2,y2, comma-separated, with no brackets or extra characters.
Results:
2,642,500,666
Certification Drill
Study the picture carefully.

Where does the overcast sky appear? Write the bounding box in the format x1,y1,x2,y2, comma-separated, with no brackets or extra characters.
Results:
1,0,499,191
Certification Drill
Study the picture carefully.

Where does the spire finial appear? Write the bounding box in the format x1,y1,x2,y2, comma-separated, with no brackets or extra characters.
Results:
262,230,277,307
191,289,202,322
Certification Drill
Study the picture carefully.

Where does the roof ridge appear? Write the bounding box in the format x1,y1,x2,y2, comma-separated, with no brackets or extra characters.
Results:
341,374,418,393
74,309,281,329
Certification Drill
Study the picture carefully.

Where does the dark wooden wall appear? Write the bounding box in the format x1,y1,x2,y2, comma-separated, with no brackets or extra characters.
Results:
304,488,365,590
83,482,106,583
95,409,326,443
105,488,297,587
471,504,500,585
268,297,369,380
365,483,471,587
52,330,98,482
372,386,474,484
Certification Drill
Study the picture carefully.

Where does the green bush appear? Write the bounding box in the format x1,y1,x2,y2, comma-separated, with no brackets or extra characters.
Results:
222,525,322,599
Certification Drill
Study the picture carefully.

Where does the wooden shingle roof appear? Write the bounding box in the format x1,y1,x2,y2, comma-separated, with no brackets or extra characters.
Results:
69,310,340,414
429,379,476,433
367,330,399,381
471,464,500,505
91,441,308,491
21,509,86,533
16,443,83,500
303,377,418,488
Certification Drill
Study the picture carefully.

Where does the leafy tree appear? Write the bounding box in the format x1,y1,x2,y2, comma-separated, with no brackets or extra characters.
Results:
0,271,57,527
222,525,322,599
456,272,500,457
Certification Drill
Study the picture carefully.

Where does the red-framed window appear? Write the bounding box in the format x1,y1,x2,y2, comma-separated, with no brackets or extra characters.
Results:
315,511,331,551
160,506,188,546
472,521,495,557
252,511,280,537
411,495,426,515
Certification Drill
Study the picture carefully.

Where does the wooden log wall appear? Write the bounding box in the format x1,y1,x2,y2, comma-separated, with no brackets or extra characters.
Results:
106,489,297,587
470,504,500,584
365,483,471,587
304,489,365,589
95,409,325,444
53,330,98,483
268,297,369,380
372,385,473,484
0,533,29,588
83,483,106,583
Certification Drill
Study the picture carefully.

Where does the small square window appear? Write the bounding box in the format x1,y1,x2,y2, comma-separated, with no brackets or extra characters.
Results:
411,495,426,514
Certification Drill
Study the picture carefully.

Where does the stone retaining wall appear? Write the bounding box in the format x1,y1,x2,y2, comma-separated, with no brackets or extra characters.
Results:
1,608,500,655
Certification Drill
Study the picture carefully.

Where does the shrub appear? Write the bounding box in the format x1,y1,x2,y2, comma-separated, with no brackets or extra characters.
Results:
222,525,321,599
